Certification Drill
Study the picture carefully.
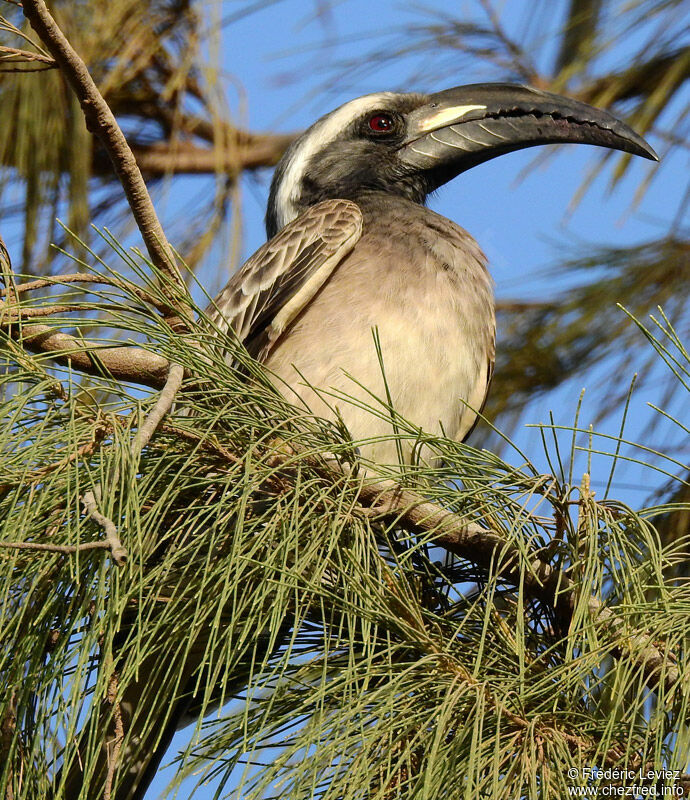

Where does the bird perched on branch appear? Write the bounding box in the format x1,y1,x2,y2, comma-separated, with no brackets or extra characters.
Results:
210,83,657,467
79,84,656,800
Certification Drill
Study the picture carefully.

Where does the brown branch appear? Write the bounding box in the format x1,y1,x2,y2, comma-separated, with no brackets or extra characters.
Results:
4,303,118,320
1,272,171,312
28,426,110,483
103,672,124,800
361,482,681,696
20,0,202,468
13,324,170,388
577,50,690,106
0,487,129,566
99,86,296,172
263,444,683,699
160,423,242,465
82,491,127,566
131,363,184,457
0,44,56,70
0,540,110,555
22,0,184,305
126,134,295,177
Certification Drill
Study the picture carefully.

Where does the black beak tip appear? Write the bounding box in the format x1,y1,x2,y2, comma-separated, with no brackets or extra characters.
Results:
626,133,659,162
642,143,660,162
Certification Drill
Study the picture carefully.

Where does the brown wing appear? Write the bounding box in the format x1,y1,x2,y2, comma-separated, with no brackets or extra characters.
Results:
208,199,363,361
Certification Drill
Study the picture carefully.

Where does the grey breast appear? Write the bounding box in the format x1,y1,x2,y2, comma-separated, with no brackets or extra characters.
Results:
262,195,495,466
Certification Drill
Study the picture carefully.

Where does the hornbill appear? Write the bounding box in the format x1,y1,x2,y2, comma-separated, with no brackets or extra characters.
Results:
68,84,656,799
209,82,656,465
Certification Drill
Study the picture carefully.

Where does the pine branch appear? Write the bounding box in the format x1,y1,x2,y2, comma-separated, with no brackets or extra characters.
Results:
0,44,56,70
2,268,682,700
22,0,183,304
8,323,170,387
2,5,687,797
122,134,295,177
555,0,602,73
0,539,111,555
268,445,684,698
578,49,690,107
81,490,127,566
130,363,185,457
0,272,171,311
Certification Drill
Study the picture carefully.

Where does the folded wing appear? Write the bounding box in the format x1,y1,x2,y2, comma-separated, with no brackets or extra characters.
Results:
209,199,363,361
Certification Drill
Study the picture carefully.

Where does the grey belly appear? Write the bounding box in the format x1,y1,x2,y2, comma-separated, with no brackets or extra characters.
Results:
263,259,492,467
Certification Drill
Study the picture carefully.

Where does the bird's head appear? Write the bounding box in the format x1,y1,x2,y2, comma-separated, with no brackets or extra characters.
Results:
266,84,657,237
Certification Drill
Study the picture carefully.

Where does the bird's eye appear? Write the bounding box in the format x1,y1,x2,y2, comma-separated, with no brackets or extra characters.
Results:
367,113,396,133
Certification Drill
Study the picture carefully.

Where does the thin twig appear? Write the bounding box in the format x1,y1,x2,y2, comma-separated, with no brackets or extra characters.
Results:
129,135,294,175
27,426,110,484
478,0,539,83
3,303,122,320
361,481,682,696
21,0,187,317
103,672,124,800
0,540,110,555
9,323,170,387
160,423,243,465
131,363,185,458
0,272,171,311
0,45,56,70
82,491,127,565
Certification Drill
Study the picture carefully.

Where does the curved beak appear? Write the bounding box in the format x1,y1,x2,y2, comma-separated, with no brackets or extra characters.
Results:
400,83,658,187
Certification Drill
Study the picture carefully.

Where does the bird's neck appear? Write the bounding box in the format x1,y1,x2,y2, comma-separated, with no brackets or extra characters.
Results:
270,186,429,238
339,189,430,224
267,168,431,238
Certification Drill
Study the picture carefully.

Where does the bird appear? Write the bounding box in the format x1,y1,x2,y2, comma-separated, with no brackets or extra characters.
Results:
208,82,657,468
66,84,657,800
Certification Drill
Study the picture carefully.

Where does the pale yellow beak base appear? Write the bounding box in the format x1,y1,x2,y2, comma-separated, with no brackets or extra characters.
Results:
418,105,487,132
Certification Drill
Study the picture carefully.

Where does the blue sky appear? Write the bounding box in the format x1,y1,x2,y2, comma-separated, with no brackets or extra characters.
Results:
146,0,688,795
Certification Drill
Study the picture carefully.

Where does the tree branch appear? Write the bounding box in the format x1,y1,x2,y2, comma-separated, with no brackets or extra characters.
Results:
103,672,124,800
0,44,56,71
265,445,683,699
362,481,681,695
577,50,690,106
1,272,171,312
11,324,170,388
81,490,127,566
0,540,110,555
124,134,295,177
8,6,685,777
130,363,185,457
21,0,204,489
22,0,183,304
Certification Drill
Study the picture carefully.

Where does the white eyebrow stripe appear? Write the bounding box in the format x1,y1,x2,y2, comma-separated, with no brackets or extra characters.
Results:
273,92,400,232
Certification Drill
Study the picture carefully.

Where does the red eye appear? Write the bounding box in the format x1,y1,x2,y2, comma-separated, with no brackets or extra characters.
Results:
368,114,395,133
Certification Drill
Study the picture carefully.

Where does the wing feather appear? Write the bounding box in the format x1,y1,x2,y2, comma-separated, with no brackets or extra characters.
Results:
208,199,363,360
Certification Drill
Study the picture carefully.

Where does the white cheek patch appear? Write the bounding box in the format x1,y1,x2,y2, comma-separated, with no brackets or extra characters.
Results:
419,105,486,131
273,92,400,232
